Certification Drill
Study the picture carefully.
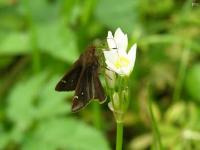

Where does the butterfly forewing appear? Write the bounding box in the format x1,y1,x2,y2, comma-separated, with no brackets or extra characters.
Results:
55,61,82,91
72,64,106,112
55,46,106,112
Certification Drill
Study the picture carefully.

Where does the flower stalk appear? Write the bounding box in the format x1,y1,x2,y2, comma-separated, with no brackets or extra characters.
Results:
116,122,123,150
103,28,137,150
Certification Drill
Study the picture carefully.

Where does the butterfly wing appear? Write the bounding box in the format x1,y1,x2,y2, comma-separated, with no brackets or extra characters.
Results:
71,65,106,112
93,73,106,103
71,66,93,112
55,60,82,91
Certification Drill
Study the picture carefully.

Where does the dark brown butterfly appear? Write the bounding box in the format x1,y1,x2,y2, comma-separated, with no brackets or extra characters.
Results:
55,45,106,112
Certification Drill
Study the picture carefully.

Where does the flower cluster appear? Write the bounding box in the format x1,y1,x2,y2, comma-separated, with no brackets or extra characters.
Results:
103,28,137,123
104,28,137,76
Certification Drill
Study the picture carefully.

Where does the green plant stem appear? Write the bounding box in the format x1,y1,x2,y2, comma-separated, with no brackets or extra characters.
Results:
148,98,163,150
24,0,40,73
30,25,40,73
116,122,123,150
81,0,96,25
92,102,102,129
173,48,190,101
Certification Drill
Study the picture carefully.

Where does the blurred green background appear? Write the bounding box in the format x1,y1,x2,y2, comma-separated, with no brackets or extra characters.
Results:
0,0,199,149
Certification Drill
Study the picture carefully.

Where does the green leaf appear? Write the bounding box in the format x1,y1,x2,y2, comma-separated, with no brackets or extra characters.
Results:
95,0,139,32
36,75,72,119
6,72,72,144
7,72,48,127
7,72,72,123
22,118,110,150
165,102,186,125
129,134,152,150
0,31,30,55
185,63,200,102
0,127,10,149
0,8,24,30
20,0,62,22
36,20,79,63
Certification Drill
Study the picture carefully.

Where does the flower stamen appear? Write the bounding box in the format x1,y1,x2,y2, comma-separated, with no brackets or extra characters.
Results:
114,56,130,69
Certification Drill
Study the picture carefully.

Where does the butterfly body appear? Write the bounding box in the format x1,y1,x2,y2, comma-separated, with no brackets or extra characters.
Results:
55,46,106,112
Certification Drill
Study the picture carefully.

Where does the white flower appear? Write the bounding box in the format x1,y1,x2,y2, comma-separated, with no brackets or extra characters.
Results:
104,28,137,76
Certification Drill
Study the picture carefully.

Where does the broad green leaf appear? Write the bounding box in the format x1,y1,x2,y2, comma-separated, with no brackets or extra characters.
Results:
0,9,24,30
0,128,10,149
6,72,72,144
36,75,72,119
7,72,48,127
0,22,79,63
0,31,30,55
95,0,139,33
36,21,79,63
22,118,110,150
0,0,79,63
6,72,48,144
19,0,62,22
7,72,72,125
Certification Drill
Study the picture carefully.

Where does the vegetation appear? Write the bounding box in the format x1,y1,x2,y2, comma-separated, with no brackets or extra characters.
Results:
0,0,199,149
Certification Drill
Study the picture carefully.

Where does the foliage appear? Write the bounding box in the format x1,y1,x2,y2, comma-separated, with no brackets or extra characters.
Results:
0,0,199,150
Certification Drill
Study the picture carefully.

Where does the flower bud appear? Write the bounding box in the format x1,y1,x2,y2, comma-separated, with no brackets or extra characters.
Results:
105,69,116,88
113,92,120,109
108,92,120,112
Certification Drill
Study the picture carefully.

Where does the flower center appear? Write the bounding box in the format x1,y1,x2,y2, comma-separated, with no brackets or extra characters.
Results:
114,56,130,69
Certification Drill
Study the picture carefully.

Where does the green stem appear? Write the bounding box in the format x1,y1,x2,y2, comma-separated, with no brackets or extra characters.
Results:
24,0,40,73
148,98,163,150
30,25,40,73
116,122,123,150
173,47,190,101
92,102,102,129
80,0,96,26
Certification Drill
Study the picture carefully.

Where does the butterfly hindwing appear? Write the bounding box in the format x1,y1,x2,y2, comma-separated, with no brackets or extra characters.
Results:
93,73,106,103
71,65,106,112
72,66,93,112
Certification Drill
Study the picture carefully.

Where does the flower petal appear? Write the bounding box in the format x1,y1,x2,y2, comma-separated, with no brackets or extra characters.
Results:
107,31,116,49
128,43,137,70
121,67,130,76
114,28,128,52
105,60,118,73
103,49,118,64
104,50,121,73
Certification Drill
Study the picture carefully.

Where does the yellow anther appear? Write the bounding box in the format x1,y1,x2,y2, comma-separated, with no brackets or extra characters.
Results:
114,56,130,69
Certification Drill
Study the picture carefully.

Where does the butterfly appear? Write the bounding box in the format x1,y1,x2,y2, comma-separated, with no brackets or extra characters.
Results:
55,46,106,112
